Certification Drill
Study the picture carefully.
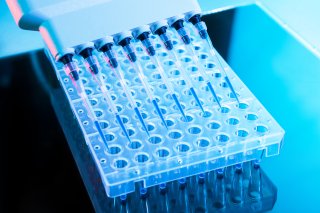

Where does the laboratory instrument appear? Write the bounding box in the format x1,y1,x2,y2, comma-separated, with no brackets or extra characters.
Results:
6,0,285,212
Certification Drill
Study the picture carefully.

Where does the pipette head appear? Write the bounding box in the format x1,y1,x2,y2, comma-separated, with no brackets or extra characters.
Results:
133,26,156,56
170,19,191,45
100,43,118,68
94,37,119,68
188,14,208,40
59,53,73,65
77,45,93,59
154,26,173,51
78,47,99,75
151,21,173,51
137,32,156,56
59,53,79,81
118,37,137,63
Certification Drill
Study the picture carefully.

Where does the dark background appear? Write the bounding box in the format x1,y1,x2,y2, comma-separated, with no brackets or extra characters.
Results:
0,53,94,212
0,10,234,213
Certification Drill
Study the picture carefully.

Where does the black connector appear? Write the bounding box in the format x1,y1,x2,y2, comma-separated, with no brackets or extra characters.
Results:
171,20,191,45
59,53,73,64
100,43,118,68
79,48,99,74
59,54,79,81
189,14,208,39
171,19,184,30
189,14,201,25
119,38,137,62
78,47,93,59
137,32,156,56
136,32,148,41
154,26,173,50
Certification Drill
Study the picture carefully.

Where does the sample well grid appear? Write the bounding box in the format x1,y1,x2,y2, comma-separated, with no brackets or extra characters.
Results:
51,24,284,197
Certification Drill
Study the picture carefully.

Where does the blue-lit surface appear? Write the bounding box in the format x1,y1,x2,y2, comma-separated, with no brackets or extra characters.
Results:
258,0,320,57
48,24,284,197
228,5,320,212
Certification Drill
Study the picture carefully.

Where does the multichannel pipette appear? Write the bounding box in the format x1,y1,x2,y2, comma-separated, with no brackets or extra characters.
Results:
117,36,168,129
76,46,132,142
134,28,187,120
169,19,222,108
152,24,205,113
187,13,240,104
59,53,113,149
94,39,150,136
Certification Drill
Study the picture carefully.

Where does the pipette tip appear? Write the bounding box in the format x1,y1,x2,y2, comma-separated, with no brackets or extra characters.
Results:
189,87,205,113
207,82,222,108
94,120,109,150
224,76,240,104
115,114,132,143
134,107,150,137
152,99,168,129
201,33,240,104
171,93,187,121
